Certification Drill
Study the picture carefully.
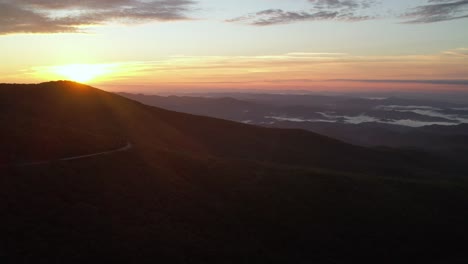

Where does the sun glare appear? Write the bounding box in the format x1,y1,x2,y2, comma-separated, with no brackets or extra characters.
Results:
52,64,115,83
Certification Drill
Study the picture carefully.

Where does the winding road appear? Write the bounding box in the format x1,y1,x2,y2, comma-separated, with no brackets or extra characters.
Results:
2,142,133,168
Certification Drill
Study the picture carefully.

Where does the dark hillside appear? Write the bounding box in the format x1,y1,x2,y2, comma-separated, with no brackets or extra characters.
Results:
1,81,467,263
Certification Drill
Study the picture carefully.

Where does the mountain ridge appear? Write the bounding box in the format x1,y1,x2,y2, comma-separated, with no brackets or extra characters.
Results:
118,91,468,155
2,81,461,176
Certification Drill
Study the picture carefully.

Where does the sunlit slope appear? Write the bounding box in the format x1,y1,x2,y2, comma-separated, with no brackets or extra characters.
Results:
0,83,125,163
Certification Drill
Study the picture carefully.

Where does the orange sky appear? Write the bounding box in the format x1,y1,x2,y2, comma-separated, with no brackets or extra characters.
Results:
1,0,467,93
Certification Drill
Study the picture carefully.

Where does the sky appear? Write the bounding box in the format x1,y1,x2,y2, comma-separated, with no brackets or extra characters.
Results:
0,0,467,93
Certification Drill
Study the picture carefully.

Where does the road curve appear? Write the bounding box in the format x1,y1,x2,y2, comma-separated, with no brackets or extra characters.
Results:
2,142,133,168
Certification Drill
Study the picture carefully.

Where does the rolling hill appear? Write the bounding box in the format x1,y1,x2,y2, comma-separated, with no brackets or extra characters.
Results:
1,81,467,263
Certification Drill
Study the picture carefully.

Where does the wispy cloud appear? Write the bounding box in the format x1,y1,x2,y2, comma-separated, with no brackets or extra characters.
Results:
18,49,467,90
226,0,377,26
402,0,468,23
309,0,376,10
0,0,197,35
443,47,468,57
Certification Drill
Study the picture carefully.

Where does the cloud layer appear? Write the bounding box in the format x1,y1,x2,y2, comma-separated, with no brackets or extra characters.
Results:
402,0,468,23
227,0,376,25
1,0,468,34
227,0,468,26
331,79,468,86
0,0,196,34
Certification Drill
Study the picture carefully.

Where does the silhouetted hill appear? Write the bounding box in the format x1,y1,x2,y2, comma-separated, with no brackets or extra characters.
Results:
1,81,468,263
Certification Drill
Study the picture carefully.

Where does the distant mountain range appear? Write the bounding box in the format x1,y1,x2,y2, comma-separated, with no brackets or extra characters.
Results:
1,82,467,263
119,92,468,154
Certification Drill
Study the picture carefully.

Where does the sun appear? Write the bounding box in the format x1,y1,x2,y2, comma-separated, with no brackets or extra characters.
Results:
52,64,115,83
